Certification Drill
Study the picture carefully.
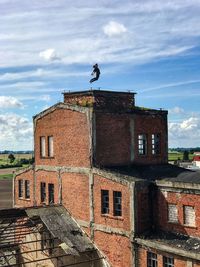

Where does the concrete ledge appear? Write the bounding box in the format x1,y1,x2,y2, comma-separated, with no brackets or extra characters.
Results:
156,180,200,191
94,223,130,237
135,238,200,261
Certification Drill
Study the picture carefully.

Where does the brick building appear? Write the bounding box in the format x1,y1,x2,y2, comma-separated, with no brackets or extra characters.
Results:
13,90,200,267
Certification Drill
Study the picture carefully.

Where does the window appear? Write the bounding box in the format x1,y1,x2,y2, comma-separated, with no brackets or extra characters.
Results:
40,182,46,203
101,190,109,214
163,256,174,267
184,206,195,226
25,180,30,199
18,180,23,198
48,183,54,204
147,252,157,267
138,134,147,155
113,191,122,216
168,204,178,223
40,136,46,157
152,134,160,155
48,136,54,157
41,231,54,254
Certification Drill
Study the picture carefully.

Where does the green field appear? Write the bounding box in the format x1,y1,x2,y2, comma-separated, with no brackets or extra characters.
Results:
0,173,13,180
168,152,194,161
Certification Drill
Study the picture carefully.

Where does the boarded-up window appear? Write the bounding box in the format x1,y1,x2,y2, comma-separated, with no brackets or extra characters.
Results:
40,136,46,157
184,206,195,226
168,204,178,223
48,136,54,157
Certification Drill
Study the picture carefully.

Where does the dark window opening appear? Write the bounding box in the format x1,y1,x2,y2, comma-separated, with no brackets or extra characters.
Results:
40,182,46,203
48,183,54,204
138,134,147,155
113,191,122,216
18,180,23,198
25,180,30,199
163,256,174,267
41,231,54,255
101,190,109,214
152,134,161,155
147,252,157,267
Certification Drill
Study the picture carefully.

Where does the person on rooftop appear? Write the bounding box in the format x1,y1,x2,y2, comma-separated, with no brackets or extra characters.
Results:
90,63,100,83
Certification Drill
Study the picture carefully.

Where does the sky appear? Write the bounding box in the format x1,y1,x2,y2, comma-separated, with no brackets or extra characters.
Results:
0,0,200,150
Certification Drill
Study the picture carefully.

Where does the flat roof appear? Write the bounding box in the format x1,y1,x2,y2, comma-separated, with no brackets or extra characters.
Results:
62,89,137,96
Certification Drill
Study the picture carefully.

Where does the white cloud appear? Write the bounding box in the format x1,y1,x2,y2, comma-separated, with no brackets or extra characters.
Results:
169,106,184,114
103,21,127,37
39,48,61,61
0,113,33,150
169,117,200,147
0,96,24,109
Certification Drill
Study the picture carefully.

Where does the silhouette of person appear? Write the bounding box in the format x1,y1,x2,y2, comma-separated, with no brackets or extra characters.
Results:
90,63,100,83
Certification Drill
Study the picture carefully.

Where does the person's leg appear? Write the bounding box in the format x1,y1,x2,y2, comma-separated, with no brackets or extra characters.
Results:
90,77,98,83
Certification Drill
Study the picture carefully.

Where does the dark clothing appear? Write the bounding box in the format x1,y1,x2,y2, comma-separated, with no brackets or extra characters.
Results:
90,65,100,83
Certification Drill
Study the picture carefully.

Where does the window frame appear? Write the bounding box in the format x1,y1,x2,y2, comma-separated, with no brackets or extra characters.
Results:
163,256,174,267
152,133,161,155
101,190,109,214
147,252,158,267
113,191,122,217
138,134,147,155
25,180,30,199
48,183,54,204
40,182,46,203
18,179,23,198
48,136,54,157
40,136,46,158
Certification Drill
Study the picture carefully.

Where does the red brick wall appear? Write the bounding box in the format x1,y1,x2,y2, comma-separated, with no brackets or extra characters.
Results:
157,190,200,237
95,113,131,166
94,230,132,267
137,247,190,267
34,108,90,167
35,170,59,205
15,169,34,207
93,174,131,231
62,172,90,222
134,114,168,164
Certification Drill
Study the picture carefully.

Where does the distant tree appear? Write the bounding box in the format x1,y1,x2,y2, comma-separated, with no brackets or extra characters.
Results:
183,150,189,161
8,153,15,163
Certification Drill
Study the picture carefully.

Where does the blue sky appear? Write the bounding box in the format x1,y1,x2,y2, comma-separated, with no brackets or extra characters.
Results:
0,0,200,150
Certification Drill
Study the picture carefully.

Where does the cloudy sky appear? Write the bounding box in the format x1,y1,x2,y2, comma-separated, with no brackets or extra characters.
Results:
0,0,200,150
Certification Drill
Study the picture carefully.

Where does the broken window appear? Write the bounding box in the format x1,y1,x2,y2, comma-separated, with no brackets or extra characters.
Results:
40,182,46,203
48,136,54,157
163,256,174,267
147,252,157,267
168,204,178,223
25,180,30,199
48,183,54,204
18,179,23,198
184,206,195,226
138,134,147,155
113,191,122,216
101,190,109,214
152,133,160,155
40,136,46,157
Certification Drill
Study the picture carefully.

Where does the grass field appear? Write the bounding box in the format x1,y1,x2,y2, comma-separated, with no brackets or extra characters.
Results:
168,152,194,161
0,173,13,180
0,153,33,163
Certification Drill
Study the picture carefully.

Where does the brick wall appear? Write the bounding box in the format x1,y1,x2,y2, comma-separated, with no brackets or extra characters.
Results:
34,108,90,167
134,113,168,164
62,172,90,222
35,170,59,206
93,174,131,231
15,169,34,207
157,189,200,237
137,247,194,267
94,230,132,267
95,113,131,166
